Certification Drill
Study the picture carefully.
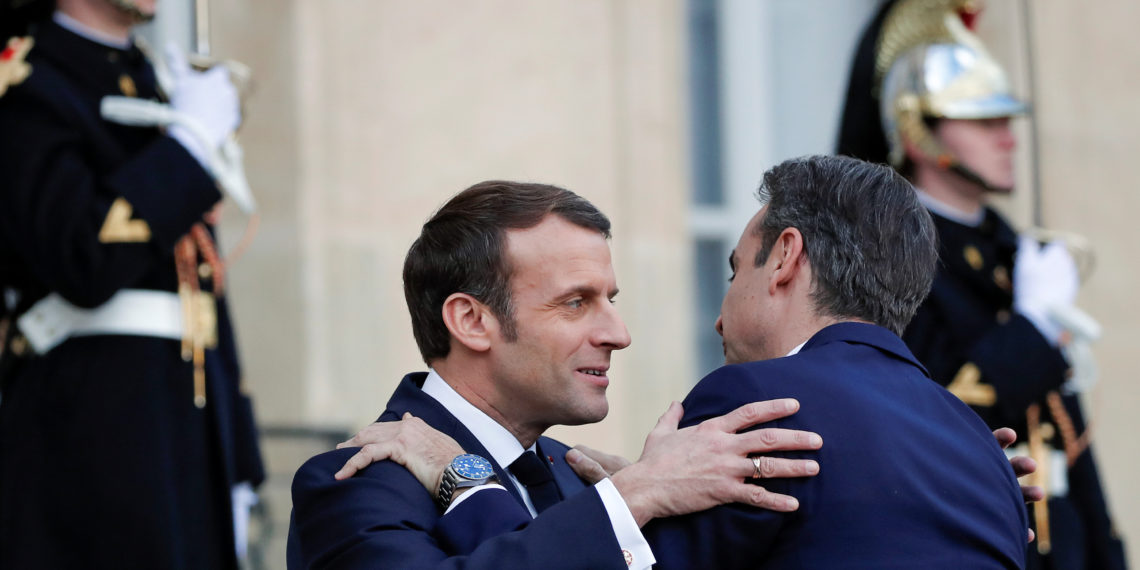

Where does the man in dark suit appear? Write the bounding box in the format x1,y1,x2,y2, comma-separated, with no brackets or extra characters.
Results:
0,1,264,568
288,180,826,569
326,156,1035,568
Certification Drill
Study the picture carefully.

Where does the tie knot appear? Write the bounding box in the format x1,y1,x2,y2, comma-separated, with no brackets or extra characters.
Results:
509,450,554,486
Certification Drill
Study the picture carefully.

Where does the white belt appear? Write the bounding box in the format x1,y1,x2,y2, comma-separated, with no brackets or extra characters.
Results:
1005,444,1068,498
17,290,185,354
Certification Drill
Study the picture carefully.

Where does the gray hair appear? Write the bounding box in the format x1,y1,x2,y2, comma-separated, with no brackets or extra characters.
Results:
754,155,937,335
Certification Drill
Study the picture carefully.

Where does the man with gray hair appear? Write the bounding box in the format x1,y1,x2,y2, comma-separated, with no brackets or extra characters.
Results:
335,155,1034,568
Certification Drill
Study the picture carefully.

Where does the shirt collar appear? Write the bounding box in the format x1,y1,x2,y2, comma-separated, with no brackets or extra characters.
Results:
53,11,132,50
915,189,985,227
785,340,807,356
421,369,533,470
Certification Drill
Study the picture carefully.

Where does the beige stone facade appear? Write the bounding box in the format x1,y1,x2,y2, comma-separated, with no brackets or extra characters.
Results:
204,0,1135,565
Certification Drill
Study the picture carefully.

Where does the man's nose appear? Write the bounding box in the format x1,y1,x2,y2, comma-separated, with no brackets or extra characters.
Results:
714,315,724,337
596,303,632,350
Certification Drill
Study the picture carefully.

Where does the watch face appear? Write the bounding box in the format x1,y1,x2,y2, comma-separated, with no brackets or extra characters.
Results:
453,454,495,480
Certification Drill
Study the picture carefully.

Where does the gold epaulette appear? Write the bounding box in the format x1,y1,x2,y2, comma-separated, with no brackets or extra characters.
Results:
0,36,34,98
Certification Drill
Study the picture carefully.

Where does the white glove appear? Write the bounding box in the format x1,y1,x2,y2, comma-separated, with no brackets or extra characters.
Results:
232,482,259,561
165,43,240,167
1014,235,1079,345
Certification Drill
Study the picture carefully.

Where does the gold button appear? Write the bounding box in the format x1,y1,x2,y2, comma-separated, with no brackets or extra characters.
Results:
995,310,1011,324
198,263,213,280
1039,422,1056,440
963,246,984,271
9,335,28,356
118,74,137,98
993,266,1011,291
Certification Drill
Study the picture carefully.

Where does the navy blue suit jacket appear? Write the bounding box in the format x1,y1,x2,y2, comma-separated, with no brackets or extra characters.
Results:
288,372,629,569
646,323,1028,568
437,323,1029,568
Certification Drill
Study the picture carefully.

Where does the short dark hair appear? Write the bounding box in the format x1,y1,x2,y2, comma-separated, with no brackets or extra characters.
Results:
754,155,937,335
404,180,611,363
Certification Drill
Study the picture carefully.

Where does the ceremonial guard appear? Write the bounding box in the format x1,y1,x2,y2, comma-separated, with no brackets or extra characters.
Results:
837,1,1126,568
0,0,264,567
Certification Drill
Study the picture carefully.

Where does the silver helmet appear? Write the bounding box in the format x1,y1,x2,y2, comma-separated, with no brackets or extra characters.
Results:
876,0,1027,182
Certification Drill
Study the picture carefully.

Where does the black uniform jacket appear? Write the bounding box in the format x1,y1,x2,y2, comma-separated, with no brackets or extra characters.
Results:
0,20,263,569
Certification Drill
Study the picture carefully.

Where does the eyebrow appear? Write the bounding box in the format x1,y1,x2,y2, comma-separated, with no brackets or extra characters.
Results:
556,284,620,300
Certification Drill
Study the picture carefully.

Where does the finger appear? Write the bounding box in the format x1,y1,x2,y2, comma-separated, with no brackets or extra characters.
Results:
334,446,393,480
573,444,631,475
993,427,1017,449
735,427,822,454
1010,456,1036,478
566,448,609,484
747,456,820,480
736,484,800,512
650,401,684,436
1021,485,1044,504
703,399,800,433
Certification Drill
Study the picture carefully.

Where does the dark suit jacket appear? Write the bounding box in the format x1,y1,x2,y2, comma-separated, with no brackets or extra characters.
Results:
288,372,629,569
437,323,1029,569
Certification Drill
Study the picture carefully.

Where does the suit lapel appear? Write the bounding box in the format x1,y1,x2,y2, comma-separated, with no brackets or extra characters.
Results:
539,437,590,498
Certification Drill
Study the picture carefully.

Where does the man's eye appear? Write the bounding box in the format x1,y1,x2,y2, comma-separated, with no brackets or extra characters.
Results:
727,273,735,283
567,299,583,309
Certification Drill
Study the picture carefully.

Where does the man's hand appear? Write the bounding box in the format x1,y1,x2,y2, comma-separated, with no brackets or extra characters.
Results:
1014,236,1079,345
565,445,632,483
993,427,1043,503
165,44,241,167
334,413,464,500
610,399,821,527
993,427,1042,543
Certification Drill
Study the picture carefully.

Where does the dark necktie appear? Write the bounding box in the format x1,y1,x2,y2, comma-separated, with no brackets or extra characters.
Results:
508,450,563,514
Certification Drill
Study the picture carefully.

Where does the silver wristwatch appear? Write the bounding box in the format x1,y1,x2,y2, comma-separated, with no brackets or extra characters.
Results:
436,454,496,509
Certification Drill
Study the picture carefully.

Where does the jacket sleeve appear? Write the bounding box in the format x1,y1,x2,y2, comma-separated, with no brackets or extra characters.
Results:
903,289,1068,427
289,448,628,570
0,76,220,307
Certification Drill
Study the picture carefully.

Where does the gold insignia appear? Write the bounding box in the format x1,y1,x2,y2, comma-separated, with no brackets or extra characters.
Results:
993,265,1011,291
963,245,984,271
98,197,152,243
0,37,35,97
946,362,996,406
118,74,137,97
995,309,1011,324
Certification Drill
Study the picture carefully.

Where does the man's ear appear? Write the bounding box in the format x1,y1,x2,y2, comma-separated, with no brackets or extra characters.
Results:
441,293,495,353
902,135,940,170
768,227,806,293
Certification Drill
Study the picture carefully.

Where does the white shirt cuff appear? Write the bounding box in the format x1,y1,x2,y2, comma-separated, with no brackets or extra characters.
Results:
595,478,656,569
442,482,508,514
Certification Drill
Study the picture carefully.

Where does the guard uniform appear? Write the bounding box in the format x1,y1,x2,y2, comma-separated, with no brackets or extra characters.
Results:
837,1,1127,568
0,16,263,569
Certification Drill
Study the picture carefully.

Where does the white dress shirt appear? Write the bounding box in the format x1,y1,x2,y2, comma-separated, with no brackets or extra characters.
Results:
423,369,654,569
